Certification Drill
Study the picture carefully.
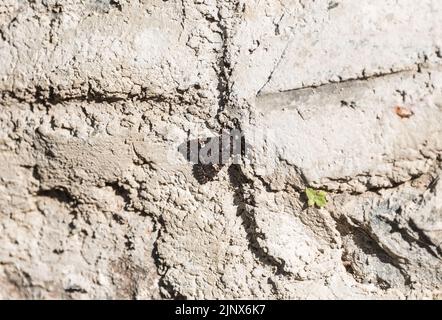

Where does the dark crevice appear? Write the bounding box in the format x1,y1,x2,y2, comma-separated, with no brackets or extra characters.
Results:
214,5,231,116
151,217,187,300
109,0,123,11
374,214,441,260
257,64,432,98
67,211,79,235
252,157,309,195
333,215,412,288
337,216,402,266
36,187,76,205
101,182,179,298
376,276,392,290
256,39,292,96
0,87,181,107
112,213,125,225
124,234,135,251
48,5,62,44
105,181,177,298
52,248,64,255
267,277,278,295
213,1,245,127
0,28,7,42
180,0,186,34
106,181,132,210
408,219,441,258
228,164,291,276
31,165,42,181
328,2,339,10
64,287,87,294
319,169,431,196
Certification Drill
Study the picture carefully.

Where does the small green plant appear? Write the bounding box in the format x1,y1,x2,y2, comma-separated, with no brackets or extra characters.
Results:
305,188,327,208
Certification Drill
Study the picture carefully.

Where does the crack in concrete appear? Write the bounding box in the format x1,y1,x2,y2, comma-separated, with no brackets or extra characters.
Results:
228,165,292,277
257,54,442,98
256,37,293,96
0,87,181,107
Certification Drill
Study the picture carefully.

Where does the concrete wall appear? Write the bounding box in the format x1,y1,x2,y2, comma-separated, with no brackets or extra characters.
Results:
0,0,441,299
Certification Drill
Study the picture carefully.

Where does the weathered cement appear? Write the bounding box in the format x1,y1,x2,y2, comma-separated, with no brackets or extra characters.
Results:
0,0,441,299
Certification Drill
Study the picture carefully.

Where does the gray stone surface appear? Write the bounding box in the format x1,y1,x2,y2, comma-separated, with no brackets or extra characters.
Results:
0,0,441,299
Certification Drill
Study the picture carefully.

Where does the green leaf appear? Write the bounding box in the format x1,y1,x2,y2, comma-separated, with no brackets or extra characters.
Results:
305,188,328,208
305,188,315,206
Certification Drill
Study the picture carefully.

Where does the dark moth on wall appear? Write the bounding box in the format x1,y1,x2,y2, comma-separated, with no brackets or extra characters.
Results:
178,130,251,184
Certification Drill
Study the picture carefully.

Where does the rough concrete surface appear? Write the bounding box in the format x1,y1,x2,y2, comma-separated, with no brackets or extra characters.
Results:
0,0,441,299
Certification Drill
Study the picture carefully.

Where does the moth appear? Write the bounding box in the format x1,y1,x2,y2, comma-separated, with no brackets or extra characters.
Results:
192,163,223,185
178,130,250,185
188,135,228,185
